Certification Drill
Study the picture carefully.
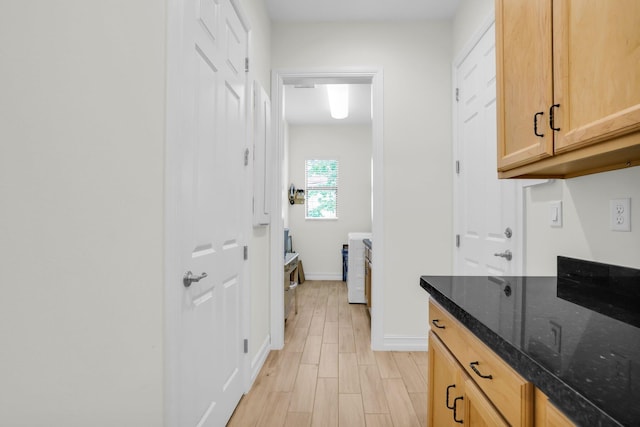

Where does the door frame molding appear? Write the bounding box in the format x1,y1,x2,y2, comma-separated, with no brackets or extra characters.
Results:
270,67,385,350
452,13,525,276
232,0,253,395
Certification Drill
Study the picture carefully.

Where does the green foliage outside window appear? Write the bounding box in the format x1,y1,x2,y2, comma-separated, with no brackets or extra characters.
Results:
305,159,338,219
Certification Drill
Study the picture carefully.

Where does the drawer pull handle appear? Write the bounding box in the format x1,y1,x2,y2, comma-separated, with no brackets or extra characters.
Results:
432,319,446,329
452,396,464,424
446,384,456,409
550,104,561,131
534,111,545,137
470,361,493,379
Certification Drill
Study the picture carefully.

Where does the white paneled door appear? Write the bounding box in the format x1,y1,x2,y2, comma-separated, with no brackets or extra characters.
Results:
176,0,247,426
454,22,521,276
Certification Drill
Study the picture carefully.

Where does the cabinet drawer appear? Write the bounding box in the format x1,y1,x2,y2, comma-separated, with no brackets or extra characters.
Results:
429,300,533,427
429,301,468,364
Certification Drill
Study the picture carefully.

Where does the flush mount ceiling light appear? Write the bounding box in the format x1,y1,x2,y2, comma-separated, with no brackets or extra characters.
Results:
326,84,349,119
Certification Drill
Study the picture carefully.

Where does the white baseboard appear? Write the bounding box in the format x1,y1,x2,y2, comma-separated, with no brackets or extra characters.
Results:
250,334,271,386
304,273,343,281
381,334,428,351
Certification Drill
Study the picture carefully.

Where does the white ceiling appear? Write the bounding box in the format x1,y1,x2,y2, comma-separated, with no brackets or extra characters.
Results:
266,0,461,22
284,84,372,125
273,0,461,125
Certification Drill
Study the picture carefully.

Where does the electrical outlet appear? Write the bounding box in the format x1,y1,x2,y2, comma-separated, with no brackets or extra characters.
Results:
610,198,631,232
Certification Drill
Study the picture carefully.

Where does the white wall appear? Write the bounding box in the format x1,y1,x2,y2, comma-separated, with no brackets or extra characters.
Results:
526,169,640,273
452,0,494,55
288,124,372,279
453,0,640,274
0,0,277,423
0,2,166,425
272,21,453,340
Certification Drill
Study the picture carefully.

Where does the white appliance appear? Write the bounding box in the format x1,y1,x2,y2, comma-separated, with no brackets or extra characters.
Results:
347,232,372,303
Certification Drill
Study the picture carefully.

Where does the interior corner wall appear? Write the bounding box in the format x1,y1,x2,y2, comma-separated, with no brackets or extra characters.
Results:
287,124,372,279
272,20,453,339
241,0,273,367
452,0,495,55
0,2,166,425
525,168,640,273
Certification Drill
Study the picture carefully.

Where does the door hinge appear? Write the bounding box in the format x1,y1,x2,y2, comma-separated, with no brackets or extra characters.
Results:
455,160,460,174
455,88,459,102
455,234,460,248
244,148,250,166
243,339,248,354
243,245,248,260
245,57,249,73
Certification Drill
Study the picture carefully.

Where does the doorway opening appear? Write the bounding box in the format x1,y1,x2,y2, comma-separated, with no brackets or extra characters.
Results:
270,68,385,350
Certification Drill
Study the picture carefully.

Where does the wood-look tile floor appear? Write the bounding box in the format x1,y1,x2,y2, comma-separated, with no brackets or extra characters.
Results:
228,280,428,427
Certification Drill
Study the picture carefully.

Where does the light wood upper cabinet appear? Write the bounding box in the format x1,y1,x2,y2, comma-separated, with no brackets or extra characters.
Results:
496,0,553,171
497,0,640,178
553,0,640,153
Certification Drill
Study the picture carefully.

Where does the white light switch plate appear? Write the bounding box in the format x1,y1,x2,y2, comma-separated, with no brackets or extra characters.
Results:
610,198,631,231
549,201,562,228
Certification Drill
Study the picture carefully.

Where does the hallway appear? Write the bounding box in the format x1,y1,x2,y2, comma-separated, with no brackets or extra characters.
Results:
228,280,427,426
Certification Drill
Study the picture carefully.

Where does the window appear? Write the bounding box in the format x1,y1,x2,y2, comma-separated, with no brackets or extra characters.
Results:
305,159,339,219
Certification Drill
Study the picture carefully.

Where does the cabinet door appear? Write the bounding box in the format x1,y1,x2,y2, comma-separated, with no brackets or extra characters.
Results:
534,389,575,427
496,0,554,170
464,377,509,427
429,333,464,427
552,0,640,154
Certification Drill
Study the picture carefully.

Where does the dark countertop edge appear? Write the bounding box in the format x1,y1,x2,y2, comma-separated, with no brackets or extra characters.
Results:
420,276,623,427
363,239,372,249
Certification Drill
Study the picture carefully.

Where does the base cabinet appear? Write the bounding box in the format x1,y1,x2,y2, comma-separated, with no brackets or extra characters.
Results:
428,300,576,427
429,332,461,427
463,377,510,427
429,333,509,427
534,389,574,427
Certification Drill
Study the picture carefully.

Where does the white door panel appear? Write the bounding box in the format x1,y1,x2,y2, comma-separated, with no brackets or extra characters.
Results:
455,23,519,277
175,0,247,425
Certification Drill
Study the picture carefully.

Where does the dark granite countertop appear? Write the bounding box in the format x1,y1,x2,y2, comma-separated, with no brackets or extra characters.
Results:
420,257,640,427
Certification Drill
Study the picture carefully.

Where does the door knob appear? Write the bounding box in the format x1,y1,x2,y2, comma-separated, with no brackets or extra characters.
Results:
494,250,512,261
183,271,208,287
